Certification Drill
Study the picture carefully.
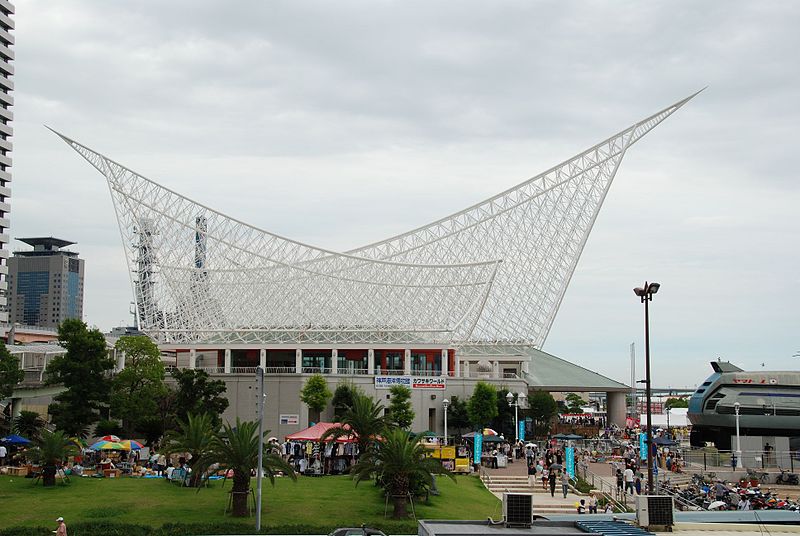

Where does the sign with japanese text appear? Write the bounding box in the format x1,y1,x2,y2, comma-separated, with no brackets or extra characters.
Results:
374,376,446,389
565,446,575,478
474,433,483,464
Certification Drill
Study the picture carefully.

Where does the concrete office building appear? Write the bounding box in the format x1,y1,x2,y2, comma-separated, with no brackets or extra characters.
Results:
0,2,13,322
8,237,85,328
58,93,698,437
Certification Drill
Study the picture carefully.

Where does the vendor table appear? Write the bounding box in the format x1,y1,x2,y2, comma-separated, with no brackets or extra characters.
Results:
6,466,28,476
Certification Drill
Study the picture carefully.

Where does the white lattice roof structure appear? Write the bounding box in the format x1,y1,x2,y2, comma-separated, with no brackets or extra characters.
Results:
53,92,698,351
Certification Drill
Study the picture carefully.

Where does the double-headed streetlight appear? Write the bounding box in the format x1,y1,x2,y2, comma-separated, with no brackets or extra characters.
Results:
506,391,528,443
634,281,660,494
442,398,450,446
734,401,742,469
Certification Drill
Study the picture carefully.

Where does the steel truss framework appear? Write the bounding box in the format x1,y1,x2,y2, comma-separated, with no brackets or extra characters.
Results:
55,92,698,350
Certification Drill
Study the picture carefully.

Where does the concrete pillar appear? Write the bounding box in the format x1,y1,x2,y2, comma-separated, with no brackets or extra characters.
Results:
259,349,266,370
331,349,338,374
368,349,375,374
224,349,231,374
492,360,499,378
463,361,470,378
404,349,412,375
116,350,126,372
189,348,196,370
607,391,627,428
521,359,530,376
441,349,449,377
455,357,461,378
295,348,302,373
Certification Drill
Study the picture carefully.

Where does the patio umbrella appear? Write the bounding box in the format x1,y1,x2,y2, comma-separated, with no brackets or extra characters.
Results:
525,443,535,447
482,428,498,436
120,439,144,451
90,440,129,451
99,435,121,442
708,501,727,510
483,435,504,443
549,463,563,470
0,434,31,445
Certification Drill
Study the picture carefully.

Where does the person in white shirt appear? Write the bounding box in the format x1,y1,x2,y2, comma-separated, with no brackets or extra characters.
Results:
624,467,635,494
0,444,7,465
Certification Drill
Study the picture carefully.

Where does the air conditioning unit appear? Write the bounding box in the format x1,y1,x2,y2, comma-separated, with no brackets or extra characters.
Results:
503,493,533,528
635,495,674,530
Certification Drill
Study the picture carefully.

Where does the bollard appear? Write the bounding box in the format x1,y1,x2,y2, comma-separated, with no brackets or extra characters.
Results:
704,452,707,471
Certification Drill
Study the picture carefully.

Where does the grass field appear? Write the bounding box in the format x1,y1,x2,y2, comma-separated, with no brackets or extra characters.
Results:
0,473,500,531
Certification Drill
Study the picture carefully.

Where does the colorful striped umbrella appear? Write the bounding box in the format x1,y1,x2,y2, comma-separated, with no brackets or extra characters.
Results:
90,440,128,451
99,435,121,442
120,439,144,451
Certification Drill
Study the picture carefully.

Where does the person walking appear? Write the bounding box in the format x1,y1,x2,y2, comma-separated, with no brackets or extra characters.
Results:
528,462,537,487
561,470,570,498
615,468,624,493
542,467,549,490
548,469,557,497
624,466,635,495
53,516,67,536
588,492,598,514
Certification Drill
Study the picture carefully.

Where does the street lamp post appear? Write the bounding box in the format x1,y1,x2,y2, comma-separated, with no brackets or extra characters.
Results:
634,281,660,495
734,402,742,469
506,391,528,443
442,398,450,446
666,406,671,438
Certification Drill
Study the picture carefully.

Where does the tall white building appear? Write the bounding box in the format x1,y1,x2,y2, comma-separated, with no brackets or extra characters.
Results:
0,1,13,323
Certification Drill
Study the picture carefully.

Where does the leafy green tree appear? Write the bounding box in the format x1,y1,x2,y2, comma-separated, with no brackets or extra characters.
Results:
490,387,515,438
29,430,78,487
0,341,23,400
170,368,229,428
332,382,360,419
322,393,386,454
351,428,454,519
300,373,332,423
388,385,415,430
12,410,45,441
528,390,558,438
46,319,114,437
565,393,588,413
665,397,688,409
94,419,124,437
446,396,470,436
212,419,296,517
467,381,498,429
111,336,167,436
163,413,216,487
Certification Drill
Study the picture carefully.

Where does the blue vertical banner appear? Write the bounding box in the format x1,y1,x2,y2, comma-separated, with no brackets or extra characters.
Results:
639,432,648,460
518,420,525,442
565,446,575,478
474,433,483,464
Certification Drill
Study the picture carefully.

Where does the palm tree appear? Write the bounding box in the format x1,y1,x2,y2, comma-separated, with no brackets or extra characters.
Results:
30,430,78,487
351,428,454,519
211,418,296,517
163,413,216,487
322,393,387,454
12,410,45,441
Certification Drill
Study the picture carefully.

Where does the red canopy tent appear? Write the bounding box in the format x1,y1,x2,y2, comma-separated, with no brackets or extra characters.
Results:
284,422,356,443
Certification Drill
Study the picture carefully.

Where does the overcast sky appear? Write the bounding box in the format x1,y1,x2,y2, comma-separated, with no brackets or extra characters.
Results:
10,1,799,388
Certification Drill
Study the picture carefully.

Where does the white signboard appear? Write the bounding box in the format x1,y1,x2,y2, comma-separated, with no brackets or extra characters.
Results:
375,376,446,389
279,414,299,425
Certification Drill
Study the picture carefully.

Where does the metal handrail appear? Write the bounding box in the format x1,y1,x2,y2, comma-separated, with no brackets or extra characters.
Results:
578,465,629,513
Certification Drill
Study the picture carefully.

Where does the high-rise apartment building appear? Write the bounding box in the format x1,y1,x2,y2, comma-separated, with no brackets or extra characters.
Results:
0,2,13,322
8,238,85,328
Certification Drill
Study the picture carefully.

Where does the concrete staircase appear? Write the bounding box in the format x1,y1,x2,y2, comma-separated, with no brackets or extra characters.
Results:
481,474,581,515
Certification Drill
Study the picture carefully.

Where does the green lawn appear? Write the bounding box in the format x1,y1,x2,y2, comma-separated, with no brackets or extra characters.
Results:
0,474,500,533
